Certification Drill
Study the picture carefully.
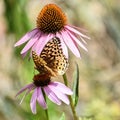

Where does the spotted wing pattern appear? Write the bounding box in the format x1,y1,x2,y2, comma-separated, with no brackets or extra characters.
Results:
32,37,69,76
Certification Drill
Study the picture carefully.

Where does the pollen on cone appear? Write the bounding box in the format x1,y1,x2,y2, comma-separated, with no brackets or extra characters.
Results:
36,4,67,33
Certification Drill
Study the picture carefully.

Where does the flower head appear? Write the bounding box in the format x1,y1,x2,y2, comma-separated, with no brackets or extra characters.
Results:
14,4,90,58
16,73,73,114
36,4,67,33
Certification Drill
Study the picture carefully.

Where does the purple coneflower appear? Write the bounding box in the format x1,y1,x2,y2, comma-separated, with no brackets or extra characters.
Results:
14,4,90,58
16,73,73,114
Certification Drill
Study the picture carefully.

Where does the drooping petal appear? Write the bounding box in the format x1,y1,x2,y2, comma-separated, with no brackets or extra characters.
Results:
67,30,88,51
56,32,68,58
14,28,39,47
29,39,39,58
36,34,48,54
67,25,87,32
16,83,34,97
30,88,37,114
61,30,81,58
67,24,90,38
48,84,70,105
32,39,39,51
21,32,41,54
19,86,34,105
50,82,73,95
43,86,61,105
21,51,28,58
35,33,55,55
65,25,90,39
68,25,88,44
80,36,87,44
37,87,47,109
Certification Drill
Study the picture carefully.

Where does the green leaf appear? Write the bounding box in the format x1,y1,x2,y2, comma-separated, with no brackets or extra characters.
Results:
59,113,65,120
72,63,79,107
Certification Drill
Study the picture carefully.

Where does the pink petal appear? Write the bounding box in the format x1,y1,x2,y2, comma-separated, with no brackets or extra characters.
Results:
67,25,89,33
65,25,90,39
29,39,39,57
43,86,61,105
80,36,87,44
48,84,70,105
67,28,88,44
16,83,34,97
19,86,33,105
67,30,88,51
21,51,28,58
51,82,73,95
14,28,39,47
32,40,39,51
61,30,81,58
35,33,54,55
21,32,41,54
37,87,47,109
30,88,37,114
56,32,68,58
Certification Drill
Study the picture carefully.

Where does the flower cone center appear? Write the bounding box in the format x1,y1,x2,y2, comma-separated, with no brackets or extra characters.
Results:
36,4,67,33
33,73,51,87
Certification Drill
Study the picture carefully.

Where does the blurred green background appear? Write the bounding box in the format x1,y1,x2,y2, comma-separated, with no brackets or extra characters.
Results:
0,0,120,120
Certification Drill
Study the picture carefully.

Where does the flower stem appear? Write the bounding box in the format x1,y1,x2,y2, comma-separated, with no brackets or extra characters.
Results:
45,109,49,120
42,89,49,120
63,74,79,120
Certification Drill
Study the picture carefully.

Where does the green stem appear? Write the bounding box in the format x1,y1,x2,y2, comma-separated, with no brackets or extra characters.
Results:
45,109,49,120
42,89,49,120
63,74,79,120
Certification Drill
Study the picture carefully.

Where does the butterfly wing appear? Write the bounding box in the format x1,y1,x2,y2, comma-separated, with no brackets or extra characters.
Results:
32,37,69,76
32,51,57,76
40,37,69,75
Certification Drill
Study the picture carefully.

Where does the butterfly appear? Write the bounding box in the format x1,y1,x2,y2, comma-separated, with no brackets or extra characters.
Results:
32,37,69,77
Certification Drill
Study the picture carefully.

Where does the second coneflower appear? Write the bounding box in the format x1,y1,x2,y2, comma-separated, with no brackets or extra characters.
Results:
16,73,73,114
14,4,90,58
